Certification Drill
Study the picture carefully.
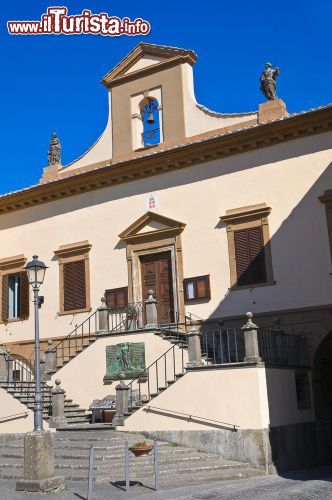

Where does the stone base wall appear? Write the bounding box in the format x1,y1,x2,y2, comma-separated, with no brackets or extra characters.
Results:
139,420,331,473
139,429,271,471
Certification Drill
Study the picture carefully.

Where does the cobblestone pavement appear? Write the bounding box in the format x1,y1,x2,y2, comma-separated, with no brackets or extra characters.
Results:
1,468,332,499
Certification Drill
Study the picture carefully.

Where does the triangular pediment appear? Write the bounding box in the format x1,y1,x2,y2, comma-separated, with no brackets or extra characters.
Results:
101,43,197,88
119,211,186,242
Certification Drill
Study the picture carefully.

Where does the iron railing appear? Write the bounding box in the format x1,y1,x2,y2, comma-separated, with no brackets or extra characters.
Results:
1,355,52,410
53,310,98,368
126,341,186,409
200,328,246,364
141,128,160,146
258,329,308,366
199,325,308,367
5,355,34,385
108,302,143,332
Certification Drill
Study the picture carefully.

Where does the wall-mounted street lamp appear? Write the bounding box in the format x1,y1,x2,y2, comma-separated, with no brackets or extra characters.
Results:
24,255,48,432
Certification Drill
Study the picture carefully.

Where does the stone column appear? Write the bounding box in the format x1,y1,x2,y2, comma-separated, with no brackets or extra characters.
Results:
43,340,56,380
241,312,262,363
0,344,9,382
97,296,109,335
16,431,65,493
187,321,203,368
113,374,129,427
144,289,158,329
49,380,67,428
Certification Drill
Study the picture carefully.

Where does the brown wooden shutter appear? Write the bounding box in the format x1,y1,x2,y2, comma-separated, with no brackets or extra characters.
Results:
63,260,86,311
234,230,251,286
1,275,9,321
105,287,128,308
234,227,266,286
19,271,30,319
248,227,266,283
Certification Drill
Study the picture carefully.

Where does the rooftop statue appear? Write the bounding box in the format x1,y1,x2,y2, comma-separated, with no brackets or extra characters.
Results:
48,132,61,165
260,63,279,101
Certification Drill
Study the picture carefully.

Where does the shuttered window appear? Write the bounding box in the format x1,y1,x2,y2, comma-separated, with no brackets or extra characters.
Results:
1,271,29,321
234,227,266,286
105,287,128,309
63,260,86,311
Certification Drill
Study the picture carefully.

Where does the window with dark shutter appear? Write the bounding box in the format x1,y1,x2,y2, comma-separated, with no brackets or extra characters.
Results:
63,260,86,311
234,227,266,286
105,287,128,309
1,275,9,321
19,271,29,319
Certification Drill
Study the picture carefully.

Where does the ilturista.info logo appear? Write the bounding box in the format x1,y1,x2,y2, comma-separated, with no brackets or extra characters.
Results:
7,7,151,36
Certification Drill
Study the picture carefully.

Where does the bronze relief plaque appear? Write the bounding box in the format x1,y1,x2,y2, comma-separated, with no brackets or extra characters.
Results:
103,342,146,383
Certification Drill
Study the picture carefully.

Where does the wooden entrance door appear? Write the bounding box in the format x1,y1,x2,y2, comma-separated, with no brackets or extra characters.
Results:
140,252,175,323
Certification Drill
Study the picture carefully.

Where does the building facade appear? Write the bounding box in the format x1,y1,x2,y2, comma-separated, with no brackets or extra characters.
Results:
1,43,332,470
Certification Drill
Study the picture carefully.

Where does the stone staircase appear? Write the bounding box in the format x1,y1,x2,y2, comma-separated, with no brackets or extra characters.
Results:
0,381,90,425
0,430,265,487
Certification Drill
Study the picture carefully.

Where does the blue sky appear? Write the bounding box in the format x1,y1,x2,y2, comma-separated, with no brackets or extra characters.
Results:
1,0,331,194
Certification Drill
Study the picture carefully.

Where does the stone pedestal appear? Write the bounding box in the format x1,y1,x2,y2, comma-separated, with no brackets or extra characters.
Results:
113,374,129,426
97,296,110,335
258,99,288,124
16,431,65,493
43,340,56,380
49,380,67,428
145,290,158,329
0,345,8,382
187,323,203,368
241,312,262,363
39,163,62,184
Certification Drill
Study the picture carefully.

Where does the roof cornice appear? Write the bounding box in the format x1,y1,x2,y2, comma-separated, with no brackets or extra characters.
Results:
1,105,331,216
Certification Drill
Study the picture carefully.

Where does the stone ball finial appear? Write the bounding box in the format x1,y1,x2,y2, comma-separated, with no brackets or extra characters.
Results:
55,379,61,386
47,339,53,346
118,373,125,380
148,289,154,296
246,312,253,320
101,296,106,304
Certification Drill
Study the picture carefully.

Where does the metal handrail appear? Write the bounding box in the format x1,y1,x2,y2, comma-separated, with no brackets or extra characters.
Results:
53,310,98,367
144,405,239,431
53,310,98,351
126,340,186,408
0,411,29,423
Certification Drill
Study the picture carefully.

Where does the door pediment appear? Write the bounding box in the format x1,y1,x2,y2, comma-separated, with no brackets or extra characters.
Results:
119,211,186,244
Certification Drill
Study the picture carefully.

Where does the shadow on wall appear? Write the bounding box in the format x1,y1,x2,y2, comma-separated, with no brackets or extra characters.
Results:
208,159,332,356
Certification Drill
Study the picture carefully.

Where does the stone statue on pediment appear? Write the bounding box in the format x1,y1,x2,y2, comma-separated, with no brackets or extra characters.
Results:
260,63,279,101
48,132,61,165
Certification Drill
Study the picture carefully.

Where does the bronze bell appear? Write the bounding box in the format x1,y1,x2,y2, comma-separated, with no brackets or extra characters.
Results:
147,112,155,124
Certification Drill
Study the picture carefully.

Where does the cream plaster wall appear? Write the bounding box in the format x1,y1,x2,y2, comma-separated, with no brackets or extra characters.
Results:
122,366,269,431
0,133,332,345
0,387,49,433
50,332,188,410
265,368,314,427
